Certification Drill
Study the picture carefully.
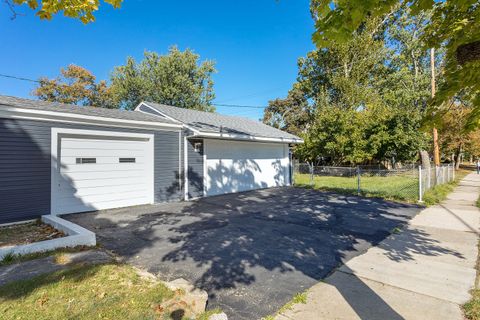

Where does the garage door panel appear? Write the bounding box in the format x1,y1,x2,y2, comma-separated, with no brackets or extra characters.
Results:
61,162,146,172
62,176,148,189
57,197,152,213
206,140,290,197
60,170,146,181
57,189,150,204
61,138,147,149
58,184,149,198
54,133,153,215
60,148,147,157
60,157,146,166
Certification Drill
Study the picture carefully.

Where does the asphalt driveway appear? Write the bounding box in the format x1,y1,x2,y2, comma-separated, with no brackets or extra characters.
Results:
65,187,421,320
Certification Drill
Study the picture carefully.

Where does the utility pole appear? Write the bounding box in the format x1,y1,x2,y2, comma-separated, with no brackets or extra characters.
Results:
431,48,440,167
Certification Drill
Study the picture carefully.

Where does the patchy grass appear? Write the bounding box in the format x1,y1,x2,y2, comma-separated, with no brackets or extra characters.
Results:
0,246,94,267
295,173,419,202
464,286,480,320
0,220,64,248
279,292,308,313
0,263,182,320
197,308,223,320
462,195,480,320
262,291,308,320
422,169,470,206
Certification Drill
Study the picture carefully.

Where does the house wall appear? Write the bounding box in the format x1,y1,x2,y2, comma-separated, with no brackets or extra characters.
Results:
187,138,204,199
0,117,182,224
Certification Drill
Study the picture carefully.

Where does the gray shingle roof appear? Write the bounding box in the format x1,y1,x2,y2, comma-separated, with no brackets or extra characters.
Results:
143,101,302,141
0,95,178,125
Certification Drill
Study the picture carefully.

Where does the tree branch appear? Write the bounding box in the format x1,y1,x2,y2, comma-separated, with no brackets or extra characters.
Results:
4,0,25,20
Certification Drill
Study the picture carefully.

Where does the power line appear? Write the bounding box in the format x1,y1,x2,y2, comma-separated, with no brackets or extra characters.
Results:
0,72,271,109
213,103,267,109
0,73,40,83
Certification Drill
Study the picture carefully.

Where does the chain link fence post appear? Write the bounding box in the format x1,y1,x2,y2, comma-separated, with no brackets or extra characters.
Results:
357,166,361,196
310,163,314,187
418,165,423,203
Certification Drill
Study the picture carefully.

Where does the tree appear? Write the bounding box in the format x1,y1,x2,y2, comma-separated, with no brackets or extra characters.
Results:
33,64,116,108
265,14,429,166
310,0,480,127
439,100,480,168
111,46,216,111
262,86,313,136
5,0,122,23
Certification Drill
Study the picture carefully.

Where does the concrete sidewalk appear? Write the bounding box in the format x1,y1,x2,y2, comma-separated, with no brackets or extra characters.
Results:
276,172,480,320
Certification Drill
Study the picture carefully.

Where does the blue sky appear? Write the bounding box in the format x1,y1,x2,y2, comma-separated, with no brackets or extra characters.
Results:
0,0,315,120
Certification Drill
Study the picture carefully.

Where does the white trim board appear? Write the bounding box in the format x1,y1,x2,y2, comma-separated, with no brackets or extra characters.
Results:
50,128,155,215
0,106,182,131
191,132,303,144
184,135,189,200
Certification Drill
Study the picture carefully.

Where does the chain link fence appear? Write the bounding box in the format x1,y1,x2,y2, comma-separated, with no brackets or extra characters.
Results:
418,165,456,201
294,163,455,202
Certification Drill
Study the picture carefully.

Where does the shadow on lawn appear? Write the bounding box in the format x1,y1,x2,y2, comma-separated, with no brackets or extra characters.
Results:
0,263,102,300
64,187,464,319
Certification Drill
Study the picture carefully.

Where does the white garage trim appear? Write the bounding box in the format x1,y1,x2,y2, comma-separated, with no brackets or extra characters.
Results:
192,131,302,144
0,106,182,131
203,140,208,197
183,135,189,201
51,128,154,215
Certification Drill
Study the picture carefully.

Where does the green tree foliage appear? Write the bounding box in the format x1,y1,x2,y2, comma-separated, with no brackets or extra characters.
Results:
111,46,216,111
33,64,116,108
265,12,430,165
438,99,480,166
310,0,480,129
7,0,122,23
263,86,313,136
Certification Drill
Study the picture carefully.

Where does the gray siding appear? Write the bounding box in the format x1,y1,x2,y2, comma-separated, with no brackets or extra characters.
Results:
0,118,182,224
187,138,204,199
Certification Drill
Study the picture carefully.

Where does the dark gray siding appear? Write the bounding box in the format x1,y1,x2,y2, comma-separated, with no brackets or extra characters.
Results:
0,119,51,224
187,138,204,199
0,118,182,224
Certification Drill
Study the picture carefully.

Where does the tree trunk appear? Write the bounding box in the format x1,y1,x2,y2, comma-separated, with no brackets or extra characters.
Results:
457,41,480,65
419,150,430,169
455,144,463,170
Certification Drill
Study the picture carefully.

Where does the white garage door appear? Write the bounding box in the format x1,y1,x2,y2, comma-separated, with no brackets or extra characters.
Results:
52,131,154,215
205,139,290,196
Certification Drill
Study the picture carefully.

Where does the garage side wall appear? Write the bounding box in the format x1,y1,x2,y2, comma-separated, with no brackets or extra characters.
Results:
0,118,182,224
187,138,204,199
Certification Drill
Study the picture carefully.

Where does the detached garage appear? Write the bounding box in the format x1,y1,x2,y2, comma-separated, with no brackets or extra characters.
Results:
136,102,302,199
0,95,302,224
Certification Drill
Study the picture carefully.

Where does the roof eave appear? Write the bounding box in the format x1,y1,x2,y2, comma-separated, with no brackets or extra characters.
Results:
188,131,304,144
0,105,183,130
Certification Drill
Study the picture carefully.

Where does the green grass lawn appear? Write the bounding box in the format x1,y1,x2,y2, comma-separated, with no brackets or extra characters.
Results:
0,262,212,320
295,169,471,204
295,173,419,202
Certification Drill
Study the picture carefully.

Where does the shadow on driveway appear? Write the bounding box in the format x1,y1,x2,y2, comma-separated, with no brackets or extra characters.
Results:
65,187,421,320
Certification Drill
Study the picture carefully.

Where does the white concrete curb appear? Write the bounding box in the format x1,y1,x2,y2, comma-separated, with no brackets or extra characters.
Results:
0,215,96,260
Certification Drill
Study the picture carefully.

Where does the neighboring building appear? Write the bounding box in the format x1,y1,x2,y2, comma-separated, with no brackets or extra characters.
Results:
0,95,302,224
